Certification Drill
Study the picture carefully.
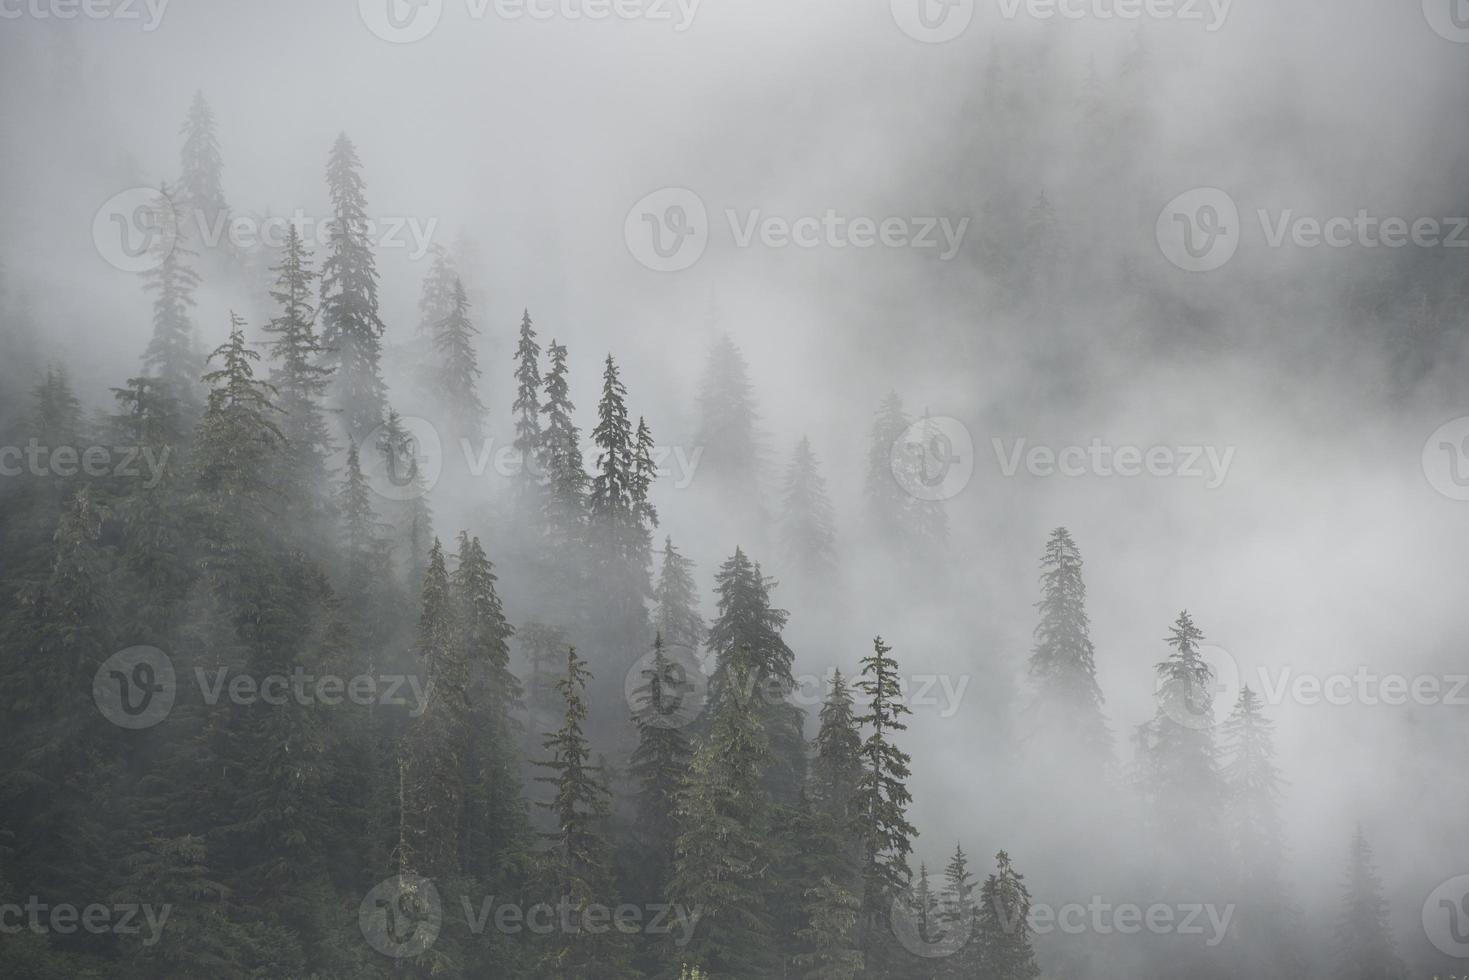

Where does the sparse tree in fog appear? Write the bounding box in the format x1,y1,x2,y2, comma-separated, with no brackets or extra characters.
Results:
1336,828,1401,980
533,647,632,978
140,184,203,413
780,435,838,581
377,407,435,583
707,547,806,803
854,635,918,977
540,338,589,548
936,843,980,980
865,392,946,558
177,90,228,237
671,656,776,978
654,536,705,655
432,276,486,447
319,132,387,440
193,315,282,513
416,243,457,336
975,851,1040,980
811,669,864,832
695,333,765,526
1027,527,1111,762
511,308,544,515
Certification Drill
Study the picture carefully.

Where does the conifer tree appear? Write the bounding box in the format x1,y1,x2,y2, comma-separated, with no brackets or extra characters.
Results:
401,540,466,880
706,547,806,802
336,440,387,602
670,658,776,977
263,224,334,524
935,843,980,979
975,851,1040,980
1139,611,1225,883
416,243,457,336
194,314,283,511
694,334,762,510
794,873,864,980
319,133,387,440
433,277,485,447
811,669,864,832
452,531,525,882
654,537,705,655
140,184,203,412
1336,828,1400,980
511,308,544,514
866,392,950,557
589,354,640,574
628,634,694,942
377,408,435,580
178,91,228,239
780,435,838,580
854,636,918,976
1027,527,1110,762
540,339,589,548
533,647,631,977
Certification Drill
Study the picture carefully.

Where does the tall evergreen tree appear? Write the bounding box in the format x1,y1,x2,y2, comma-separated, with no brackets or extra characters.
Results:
935,843,980,979
811,669,864,833
854,636,918,977
670,658,776,977
416,243,457,337
540,339,589,549
654,537,705,655
377,408,435,581
706,547,805,802
140,183,203,412
1335,828,1400,980
975,851,1040,980
193,314,283,512
780,435,838,581
511,308,544,514
533,647,631,977
178,91,228,239
319,133,387,440
263,224,334,528
1027,527,1111,762
694,334,762,517
432,276,485,447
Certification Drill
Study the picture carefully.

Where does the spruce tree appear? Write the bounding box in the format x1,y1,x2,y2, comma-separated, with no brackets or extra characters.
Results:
416,243,457,337
377,408,435,581
866,392,913,547
706,547,806,803
193,314,283,512
178,91,228,241
540,339,589,549
794,873,864,980
811,669,864,833
1336,828,1400,980
433,276,485,447
140,184,203,412
533,647,631,977
263,224,334,527
694,334,762,513
319,133,387,440
670,658,776,977
975,851,1040,980
780,435,838,581
935,844,980,979
589,354,641,577
511,308,544,514
654,536,705,655
854,636,918,977
1027,527,1111,762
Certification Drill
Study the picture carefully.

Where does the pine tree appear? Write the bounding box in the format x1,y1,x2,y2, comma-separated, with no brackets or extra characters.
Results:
194,314,283,509
319,133,387,440
795,873,865,980
670,658,776,977
540,339,589,548
263,224,334,528
706,547,806,803
336,440,388,603
654,537,705,655
533,647,631,977
431,276,485,447
975,851,1040,980
178,91,228,241
452,531,525,883
1139,610,1225,885
416,243,457,337
627,634,694,951
1027,527,1111,762
811,669,864,833
780,435,838,580
694,334,762,512
935,844,980,979
140,183,203,412
400,540,466,880
377,408,435,580
854,636,918,977
511,308,543,514
589,353,638,569
1336,829,1400,980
